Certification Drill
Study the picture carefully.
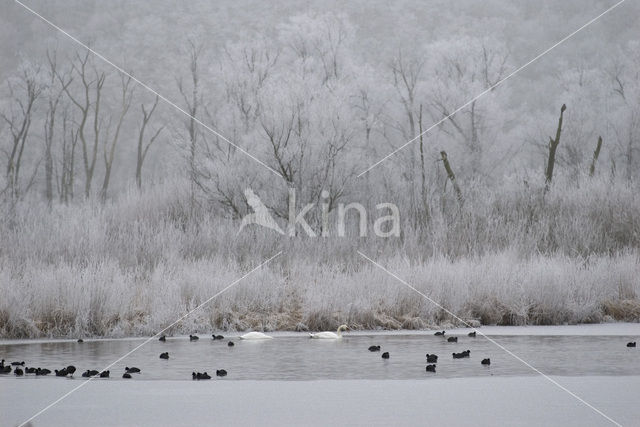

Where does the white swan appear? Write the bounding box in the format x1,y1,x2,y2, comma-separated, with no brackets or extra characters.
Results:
309,325,348,339
239,332,273,340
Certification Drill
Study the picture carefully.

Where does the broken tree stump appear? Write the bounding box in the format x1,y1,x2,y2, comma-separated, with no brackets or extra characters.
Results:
589,135,603,177
545,104,566,187
440,150,463,205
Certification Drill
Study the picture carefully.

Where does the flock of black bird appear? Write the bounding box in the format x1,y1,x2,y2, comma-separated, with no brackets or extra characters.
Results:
366,330,485,374
0,334,233,380
367,331,636,374
1,333,636,380
0,359,149,380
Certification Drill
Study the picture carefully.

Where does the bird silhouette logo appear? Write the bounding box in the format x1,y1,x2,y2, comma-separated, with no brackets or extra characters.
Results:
238,188,284,235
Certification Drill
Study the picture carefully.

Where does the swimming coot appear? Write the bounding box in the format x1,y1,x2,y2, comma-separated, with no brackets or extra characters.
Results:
14,367,24,376
368,345,381,352
25,367,37,374
481,358,491,365
77,339,84,343
215,335,224,340
160,352,169,359
447,337,458,343
66,366,76,376
227,341,235,347
159,335,166,342
627,342,636,348
125,367,141,374
55,368,68,377
36,368,51,376
216,369,227,377
426,354,438,363
189,335,199,341
381,352,390,359
123,373,132,379
426,364,436,372
452,350,471,359
11,361,25,366
468,331,477,337
434,331,445,336
100,371,110,378
193,372,211,380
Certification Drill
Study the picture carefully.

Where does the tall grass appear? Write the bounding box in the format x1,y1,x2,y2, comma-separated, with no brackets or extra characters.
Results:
0,175,638,338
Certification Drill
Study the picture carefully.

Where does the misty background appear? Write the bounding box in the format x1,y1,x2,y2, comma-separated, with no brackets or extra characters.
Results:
0,0,638,338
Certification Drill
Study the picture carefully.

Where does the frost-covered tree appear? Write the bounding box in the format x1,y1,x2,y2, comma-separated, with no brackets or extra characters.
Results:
1,63,43,201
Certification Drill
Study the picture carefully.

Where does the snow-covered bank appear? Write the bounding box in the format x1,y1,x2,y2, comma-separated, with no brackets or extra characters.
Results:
2,376,638,427
438,322,640,336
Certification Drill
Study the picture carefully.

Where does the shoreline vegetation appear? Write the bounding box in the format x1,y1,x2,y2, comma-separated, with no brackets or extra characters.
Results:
1,177,638,339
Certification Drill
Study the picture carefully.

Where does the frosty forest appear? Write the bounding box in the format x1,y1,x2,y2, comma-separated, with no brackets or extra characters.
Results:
1,0,639,338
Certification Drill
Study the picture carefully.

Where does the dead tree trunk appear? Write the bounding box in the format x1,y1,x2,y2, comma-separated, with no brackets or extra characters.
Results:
44,50,71,207
1,69,42,200
545,104,566,187
418,104,430,224
88,71,106,198
177,40,202,211
136,96,163,189
440,150,463,205
589,135,603,177
61,51,106,199
101,75,133,202
59,112,78,204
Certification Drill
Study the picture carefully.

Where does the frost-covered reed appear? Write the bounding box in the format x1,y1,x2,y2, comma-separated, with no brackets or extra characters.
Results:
0,175,638,338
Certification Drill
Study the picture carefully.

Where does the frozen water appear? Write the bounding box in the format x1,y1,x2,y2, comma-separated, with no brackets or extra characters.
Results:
1,377,639,426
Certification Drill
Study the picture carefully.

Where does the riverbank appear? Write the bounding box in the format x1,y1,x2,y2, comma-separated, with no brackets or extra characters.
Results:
2,323,640,346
